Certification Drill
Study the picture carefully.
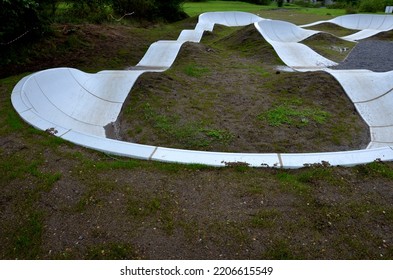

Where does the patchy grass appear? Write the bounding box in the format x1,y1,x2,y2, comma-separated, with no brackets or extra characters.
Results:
301,33,356,62
139,102,233,149
258,97,330,127
9,212,45,259
118,25,368,154
355,161,393,179
183,63,210,77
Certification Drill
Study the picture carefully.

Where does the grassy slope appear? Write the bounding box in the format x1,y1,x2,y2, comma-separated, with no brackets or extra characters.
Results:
183,1,345,21
1,3,393,260
118,25,368,153
183,0,265,16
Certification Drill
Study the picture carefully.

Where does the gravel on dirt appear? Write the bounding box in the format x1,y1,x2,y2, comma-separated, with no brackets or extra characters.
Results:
332,40,393,72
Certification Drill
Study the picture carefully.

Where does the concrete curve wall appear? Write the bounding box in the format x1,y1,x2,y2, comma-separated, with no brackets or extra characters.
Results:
254,20,337,70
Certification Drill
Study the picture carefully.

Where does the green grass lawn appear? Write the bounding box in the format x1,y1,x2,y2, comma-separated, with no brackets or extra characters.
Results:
183,1,345,18
183,1,266,17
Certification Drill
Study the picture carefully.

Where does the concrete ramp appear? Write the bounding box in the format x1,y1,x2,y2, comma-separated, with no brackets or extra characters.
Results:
256,19,319,43
330,14,393,30
302,14,393,41
178,29,205,42
197,11,262,31
12,68,145,137
254,20,337,70
326,69,393,148
11,12,393,168
137,41,185,68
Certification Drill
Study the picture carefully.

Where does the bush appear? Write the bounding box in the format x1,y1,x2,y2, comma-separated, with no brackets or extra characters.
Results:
155,0,188,22
112,0,187,22
345,5,358,13
0,0,51,67
214,0,271,4
1,0,39,43
63,0,112,23
327,2,351,9
293,0,322,8
359,0,393,12
241,0,272,4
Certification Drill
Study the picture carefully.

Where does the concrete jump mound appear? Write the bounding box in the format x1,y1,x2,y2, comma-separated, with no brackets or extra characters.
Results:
11,12,393,168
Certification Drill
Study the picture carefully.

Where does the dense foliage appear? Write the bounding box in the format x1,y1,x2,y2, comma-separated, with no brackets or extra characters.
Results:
358,0,393,12
113,0,187,21
0,0,46,45
2,0,392,64
0,0,187,66
327,0,393,12
187,0,272,4
0,0,187,45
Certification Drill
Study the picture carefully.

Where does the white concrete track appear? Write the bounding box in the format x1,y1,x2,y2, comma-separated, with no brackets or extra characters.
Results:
11,12,393,168
254,19,337,70
301,14,393,41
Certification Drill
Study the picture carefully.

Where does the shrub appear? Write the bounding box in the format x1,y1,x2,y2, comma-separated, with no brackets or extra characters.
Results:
293,0,322,8
345,5,358,13
0,0,42,45
218,0,271,4
359,0,392,12
112,0,187,22
63,0,112,23
241,0,272,4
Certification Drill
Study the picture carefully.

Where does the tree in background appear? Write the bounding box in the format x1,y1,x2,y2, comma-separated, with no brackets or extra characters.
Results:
112,0,187,22
359,0,393,12
62,0,113,23
155,0,187,21
1,0,41,45
0,0,61,46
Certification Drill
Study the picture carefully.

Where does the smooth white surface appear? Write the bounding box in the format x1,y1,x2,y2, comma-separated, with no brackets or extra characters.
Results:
254,20,337,70
137,41,184,68
198,11,262,28
178,29,205,42
302,14,393,41
257,19,319,43
11,12,393,168
325,70,393,103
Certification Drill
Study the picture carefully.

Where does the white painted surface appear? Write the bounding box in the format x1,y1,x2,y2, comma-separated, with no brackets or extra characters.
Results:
178,29,205,42
256,19,319,43
301,14,393,41
326,70,393,102
254,20,337,70
136,41,185,68
11,12,393,168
